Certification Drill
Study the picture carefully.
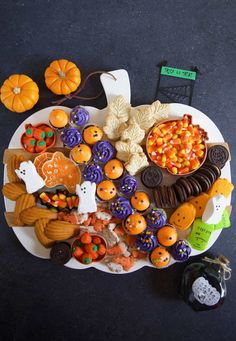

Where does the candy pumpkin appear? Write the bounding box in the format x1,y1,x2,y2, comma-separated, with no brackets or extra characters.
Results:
45,59,81,95
0,74,39,113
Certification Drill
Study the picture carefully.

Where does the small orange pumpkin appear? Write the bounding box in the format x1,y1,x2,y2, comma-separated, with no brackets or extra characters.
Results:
0,74,39,113
45,59,81,95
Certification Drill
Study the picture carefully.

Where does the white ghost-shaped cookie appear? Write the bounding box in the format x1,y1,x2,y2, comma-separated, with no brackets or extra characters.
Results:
15,161,45,194
202,194,227,225
76,181,97,214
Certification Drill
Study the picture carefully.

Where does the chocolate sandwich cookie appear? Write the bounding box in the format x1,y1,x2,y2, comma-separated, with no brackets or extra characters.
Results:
187,177,201,196
197,166,216,184
153,187,163,207
172,183,187,203
141,166,163,188
202,162,221,179
161,185,171,207
50,242,71,265
192,173,211,192
176,178,192,197
168,186,179,208
207,145,229,169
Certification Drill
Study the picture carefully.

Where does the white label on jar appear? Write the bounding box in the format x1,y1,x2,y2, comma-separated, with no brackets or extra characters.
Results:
192,277,221,306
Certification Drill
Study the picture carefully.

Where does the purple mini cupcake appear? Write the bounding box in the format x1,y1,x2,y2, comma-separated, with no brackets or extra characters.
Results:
83,163,104,184
136,229,158,252
70,106,90,127
60,127,82,148
110,197,133,220
171,240,191,262
92,141,115,163
118,175,137,196
146,208,167,231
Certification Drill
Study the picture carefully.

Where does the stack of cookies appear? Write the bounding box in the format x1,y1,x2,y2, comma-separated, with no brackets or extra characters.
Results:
153,163,221,208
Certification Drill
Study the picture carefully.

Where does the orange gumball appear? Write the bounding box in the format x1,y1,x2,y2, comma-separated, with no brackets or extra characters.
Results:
150,246,171,268
124,213,147,235
157,225,178,247
83,125,103,145
104,159,124,179
70,144,92,164
131,191,150,211
49,109,69,129
96,180,117,201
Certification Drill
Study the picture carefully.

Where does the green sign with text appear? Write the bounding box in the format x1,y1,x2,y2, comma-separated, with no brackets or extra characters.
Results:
161,66,196,80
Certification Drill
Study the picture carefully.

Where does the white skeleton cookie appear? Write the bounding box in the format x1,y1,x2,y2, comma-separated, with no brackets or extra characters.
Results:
202,194,227,225
76,181,97,214
15,160,45,194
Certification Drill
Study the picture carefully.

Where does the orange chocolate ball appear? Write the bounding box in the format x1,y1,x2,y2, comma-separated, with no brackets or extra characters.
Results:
96,180,117,201
131,191,150,211
157,225,178,247
70,144,92,164
124,213,147,235
49,109,69,128
104,159,124,179
150,246,171,268
83,125,103,145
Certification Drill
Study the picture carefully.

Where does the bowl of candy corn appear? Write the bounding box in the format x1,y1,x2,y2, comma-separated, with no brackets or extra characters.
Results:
20,123,56,154
146,114,208,175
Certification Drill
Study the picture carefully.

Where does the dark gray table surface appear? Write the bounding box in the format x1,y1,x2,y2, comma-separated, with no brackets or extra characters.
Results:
0,1,235,340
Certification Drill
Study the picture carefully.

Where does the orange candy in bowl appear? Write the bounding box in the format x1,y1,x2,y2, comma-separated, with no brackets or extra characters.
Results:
146,114,208,175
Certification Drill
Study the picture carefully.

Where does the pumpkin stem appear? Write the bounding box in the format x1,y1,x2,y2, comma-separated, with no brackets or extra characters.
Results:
58,71,66,79
13,87,21,94
52,70,116,105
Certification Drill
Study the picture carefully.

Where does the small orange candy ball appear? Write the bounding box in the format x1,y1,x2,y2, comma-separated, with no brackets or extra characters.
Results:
124,213,147,235
96,180,117,201
104,159,124,179
157,225,178,247
83,125,103,145
131,191,150,211
49,109,69,128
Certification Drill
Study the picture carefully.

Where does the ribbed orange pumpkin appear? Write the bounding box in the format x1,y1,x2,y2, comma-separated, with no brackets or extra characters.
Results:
0,74,39,113
45,59,81,95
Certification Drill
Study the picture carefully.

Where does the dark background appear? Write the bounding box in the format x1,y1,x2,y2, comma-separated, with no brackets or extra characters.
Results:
0,1,235,340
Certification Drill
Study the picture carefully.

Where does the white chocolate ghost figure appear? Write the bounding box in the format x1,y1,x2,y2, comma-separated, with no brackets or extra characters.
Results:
15,161,45,194
76,181,97,214
202,194,227,225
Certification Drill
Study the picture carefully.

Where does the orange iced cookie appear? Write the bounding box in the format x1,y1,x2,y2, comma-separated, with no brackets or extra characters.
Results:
124,213,147,235
104,159,124,179
34,152,53,178
113,256,135,271
169,202,196,231
188,193,210,217
208,178,234,198
42,152,81,193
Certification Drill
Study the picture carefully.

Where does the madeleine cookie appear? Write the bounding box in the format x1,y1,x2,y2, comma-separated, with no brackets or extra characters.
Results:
44,220,80,240
14,193,36,226
2,182,27,201
34,218,55,248
7,154,25,183
20,206,58,225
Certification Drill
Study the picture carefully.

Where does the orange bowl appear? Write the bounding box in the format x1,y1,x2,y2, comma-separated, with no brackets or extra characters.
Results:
146,116,208,176
20,123,56,155
71,233,107,264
